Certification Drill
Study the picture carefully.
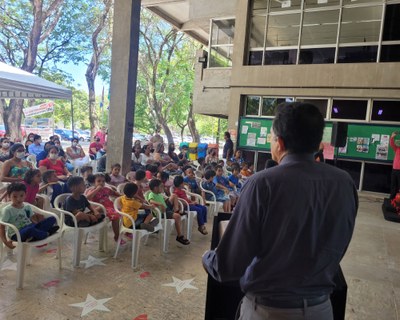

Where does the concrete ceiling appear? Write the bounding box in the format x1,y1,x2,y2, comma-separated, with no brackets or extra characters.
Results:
141,0,238,46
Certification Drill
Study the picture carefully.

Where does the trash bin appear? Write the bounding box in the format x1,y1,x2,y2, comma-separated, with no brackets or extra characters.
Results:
198,143,208,159
189,142,198,161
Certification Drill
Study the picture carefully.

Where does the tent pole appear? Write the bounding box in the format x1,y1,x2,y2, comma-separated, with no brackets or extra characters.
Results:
71,98,75,138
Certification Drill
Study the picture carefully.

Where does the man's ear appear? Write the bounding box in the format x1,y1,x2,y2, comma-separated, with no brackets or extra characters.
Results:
277,136,286,153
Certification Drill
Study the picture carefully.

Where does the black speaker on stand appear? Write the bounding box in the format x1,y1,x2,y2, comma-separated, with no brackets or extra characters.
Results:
331,122,348,166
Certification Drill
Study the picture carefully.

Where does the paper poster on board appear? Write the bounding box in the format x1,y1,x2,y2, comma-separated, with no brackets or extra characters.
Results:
338,139,348,154
371,134,380,143
376,144,388,160
260,127,267,137
381,135,389,146
241,125,248,134
247,133,256,146
257,137,266,145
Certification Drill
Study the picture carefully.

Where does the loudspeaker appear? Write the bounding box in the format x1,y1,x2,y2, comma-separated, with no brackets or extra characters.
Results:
331,122,348,148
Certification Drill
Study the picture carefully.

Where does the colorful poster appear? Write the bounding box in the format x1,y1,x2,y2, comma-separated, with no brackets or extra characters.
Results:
338,140,348,154
381,135,389,146
251,122,261,129
371,134,380,143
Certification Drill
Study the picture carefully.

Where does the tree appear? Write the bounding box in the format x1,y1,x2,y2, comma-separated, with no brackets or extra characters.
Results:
85,0,112,138
0,0,91,138
137,10,198,145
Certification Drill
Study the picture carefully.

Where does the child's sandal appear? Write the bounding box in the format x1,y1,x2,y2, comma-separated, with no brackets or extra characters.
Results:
176,236,190,245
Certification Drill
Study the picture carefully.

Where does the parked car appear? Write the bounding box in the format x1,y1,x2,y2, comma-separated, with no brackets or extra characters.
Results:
132,133,148,146
54,128,74,141
75,129,91,142
0,124,27,138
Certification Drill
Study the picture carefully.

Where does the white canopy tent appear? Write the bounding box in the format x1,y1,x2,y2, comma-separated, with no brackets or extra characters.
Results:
0,62,72,100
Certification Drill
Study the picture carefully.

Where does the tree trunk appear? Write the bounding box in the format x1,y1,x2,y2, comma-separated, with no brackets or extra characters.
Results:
86,73,100,138
187,98,199,143
160,119,174,146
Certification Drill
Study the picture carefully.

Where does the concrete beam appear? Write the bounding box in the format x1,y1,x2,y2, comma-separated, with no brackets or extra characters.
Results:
142,0,186,7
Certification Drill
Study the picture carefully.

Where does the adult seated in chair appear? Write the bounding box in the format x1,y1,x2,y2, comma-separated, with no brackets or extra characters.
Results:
66,138,89,169
89,137,103,160
27,134,44,157
39,146,72,182
1,143,33,183
0,137,11,162
202,102,358,320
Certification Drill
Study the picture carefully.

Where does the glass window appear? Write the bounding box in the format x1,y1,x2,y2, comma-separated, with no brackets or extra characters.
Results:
266,13,301,47
363,163,391,193
264,49,297,64
337,46,378,63
299,47,335,64
269,0,302,12
256,152,272,172
245,96,261,116
305,0,340,9
209,46,233,68
248,50,263,65
261,97,287,116
380,45,400,62
342,0,382,4
211,19,235,45
383,4,400,41
296,98,328,118
371,100,400,122
250,15,266,48
331,99,368,120
339,6,382,43
301,10,339,45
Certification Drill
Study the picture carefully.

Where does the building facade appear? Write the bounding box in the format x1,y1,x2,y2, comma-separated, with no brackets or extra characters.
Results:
190,0,400,194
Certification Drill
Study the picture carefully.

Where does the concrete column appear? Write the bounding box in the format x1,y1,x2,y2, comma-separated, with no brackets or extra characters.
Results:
107,0,141,174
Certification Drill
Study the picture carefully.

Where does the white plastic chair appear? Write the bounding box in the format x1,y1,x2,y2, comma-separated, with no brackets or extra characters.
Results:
26,154,37,169
113,197,162,268
0,203,62,289
117,182,128,195
200,180,223,217
144,191,176,253
53,194,108,267
169,186,197,241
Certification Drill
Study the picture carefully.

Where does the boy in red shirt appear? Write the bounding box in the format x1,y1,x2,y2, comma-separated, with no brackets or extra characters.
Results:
173,175,208,235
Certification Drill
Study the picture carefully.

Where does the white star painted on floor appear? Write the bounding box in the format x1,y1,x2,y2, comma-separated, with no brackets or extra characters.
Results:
80,255,106,269
162,276,198,294
69,294,112,317
1,259,17,271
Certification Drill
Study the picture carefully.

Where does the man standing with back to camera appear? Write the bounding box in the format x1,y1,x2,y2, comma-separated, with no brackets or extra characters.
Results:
203,102,358,320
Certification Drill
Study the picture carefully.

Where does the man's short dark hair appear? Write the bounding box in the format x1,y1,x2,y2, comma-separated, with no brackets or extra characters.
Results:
33,134,41,141
224,131,230,138
204,170,216,180
273,102,324,154
149,179,162,191
135,169,146,181
7,182,26,195
173,175,184,187
67,176,84,189
123,182,138,198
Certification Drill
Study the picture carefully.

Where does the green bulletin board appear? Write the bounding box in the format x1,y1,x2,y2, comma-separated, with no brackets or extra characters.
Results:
337,123,398,162
238,117,399,163
238,117,273,151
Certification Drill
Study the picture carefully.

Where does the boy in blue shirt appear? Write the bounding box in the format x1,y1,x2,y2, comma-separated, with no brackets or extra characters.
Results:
214,165,239,208
202,170,231,213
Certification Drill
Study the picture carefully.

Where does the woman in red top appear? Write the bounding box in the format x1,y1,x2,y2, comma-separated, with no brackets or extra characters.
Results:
39,146,71,181
390,131,400,199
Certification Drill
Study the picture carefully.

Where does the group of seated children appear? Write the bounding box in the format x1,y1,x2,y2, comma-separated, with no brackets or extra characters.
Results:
0,147,252,248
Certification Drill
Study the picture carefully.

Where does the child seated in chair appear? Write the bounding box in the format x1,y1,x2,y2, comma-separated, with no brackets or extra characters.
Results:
214,165,239,208
147,179,190,245
23,169,51,209
228,164,242,194
64,176,104,228
183,167,201,195
0,183,59,249
85,173,121,242
121,183,158,232
202,170,231,213
109,163,127,187
81,165,93,188
133,169,149,202
173,176,208,235
41,170,68,207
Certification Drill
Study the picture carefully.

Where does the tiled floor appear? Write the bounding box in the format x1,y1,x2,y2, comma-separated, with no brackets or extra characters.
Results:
0,193,398,319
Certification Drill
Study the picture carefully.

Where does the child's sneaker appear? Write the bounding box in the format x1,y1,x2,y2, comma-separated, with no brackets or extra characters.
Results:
140,223,155,232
